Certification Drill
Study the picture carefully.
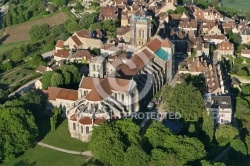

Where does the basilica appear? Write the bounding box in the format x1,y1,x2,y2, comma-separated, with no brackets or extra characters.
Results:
44,14,174,141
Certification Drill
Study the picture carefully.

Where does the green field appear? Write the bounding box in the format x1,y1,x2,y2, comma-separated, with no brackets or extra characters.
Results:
0,41,29,54
2,146,87,166
222,0,250,12
42,120,90,152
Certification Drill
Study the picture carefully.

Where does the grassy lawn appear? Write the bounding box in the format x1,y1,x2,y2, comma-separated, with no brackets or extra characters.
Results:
42,120,90,152
2,146,87,166
0,41,29,54
222,0,250,12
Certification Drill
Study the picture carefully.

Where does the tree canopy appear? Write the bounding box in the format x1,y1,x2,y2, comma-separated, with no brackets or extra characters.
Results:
215,124,239,144
0,107,38,163
162,82,204,121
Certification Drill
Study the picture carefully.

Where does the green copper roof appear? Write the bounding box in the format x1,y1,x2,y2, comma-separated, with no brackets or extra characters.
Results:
155,48,169,61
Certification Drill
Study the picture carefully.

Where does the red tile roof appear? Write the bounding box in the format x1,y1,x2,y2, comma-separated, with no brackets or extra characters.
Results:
161,38,173,48
56,40,65,48
76,29,89,38
36,66,47,73
94,117,107,125
45,87,78,101
54,50,70,58
71,35,82,46
79,117,92,125
241,49,250,54
147,38,162,52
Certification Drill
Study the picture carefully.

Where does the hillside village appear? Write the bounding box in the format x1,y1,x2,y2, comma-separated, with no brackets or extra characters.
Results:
1,0,250,165
32,0,250,141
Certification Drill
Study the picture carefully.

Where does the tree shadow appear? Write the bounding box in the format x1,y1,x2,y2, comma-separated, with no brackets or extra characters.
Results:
0,34,10,45
13,159,36,166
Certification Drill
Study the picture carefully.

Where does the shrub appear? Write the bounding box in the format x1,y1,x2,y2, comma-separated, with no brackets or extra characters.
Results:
246,58,250,64
237,69,248,76
234,57,243,64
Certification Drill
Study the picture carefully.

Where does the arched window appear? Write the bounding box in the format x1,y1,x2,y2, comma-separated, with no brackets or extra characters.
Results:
121,94,124,102
93,65,96,71
73,123,76,130
86,126,90,134
142,30,145,38
81,126,83,133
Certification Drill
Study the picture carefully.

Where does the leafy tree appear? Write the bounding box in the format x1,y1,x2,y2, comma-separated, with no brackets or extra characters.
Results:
29,24,50,42
50,72,64,87
53,0,67,6
149,149,181,166
19,91,46,118
167,9,175,14
90,123,126,166
164,136,206,164
42,71,54,89
202,112,214,145
145,121,173,148
0,107,38,163
175,6,188,14
229,139,248,163
62,71,71,85
163,82,204,121
66,21,81,32
59,32,69,40
61,64,81,83
124,145,149,166
245,135,250,155
200,160,226,166
79,13,97,29
114,119,141,145
237,69,248,76
215,125,239,144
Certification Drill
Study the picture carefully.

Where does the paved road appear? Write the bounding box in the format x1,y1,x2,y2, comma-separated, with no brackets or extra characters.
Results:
8,76,42,97
37,142,92,157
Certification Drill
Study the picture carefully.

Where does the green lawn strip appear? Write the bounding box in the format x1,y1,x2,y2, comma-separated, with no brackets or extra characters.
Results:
42,120,90,152
2,145,87,166
0,41,30,54
222,1,250,12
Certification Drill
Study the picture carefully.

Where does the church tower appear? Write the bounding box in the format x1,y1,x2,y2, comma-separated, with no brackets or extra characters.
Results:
131,15,151,48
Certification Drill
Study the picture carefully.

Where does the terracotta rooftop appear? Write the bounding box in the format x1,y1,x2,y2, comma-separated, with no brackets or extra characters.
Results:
45,87,78,101
118,48,154,77
217,40,234,50
36,66,47,73
79,117,92,125
70,114,77,121
94,117,107,125
161,38,173,48
54,50,70,58
76,29,89,38
79,77,102,89
56,40,64,48
85,85,111,101
71,35,82,46
74,50,92,59
147,38,162,52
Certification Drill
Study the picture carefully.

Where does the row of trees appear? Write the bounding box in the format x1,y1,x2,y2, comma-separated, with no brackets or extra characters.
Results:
0,91,46,163
42,64,81,90
89,119,226,166
3,0,46,26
